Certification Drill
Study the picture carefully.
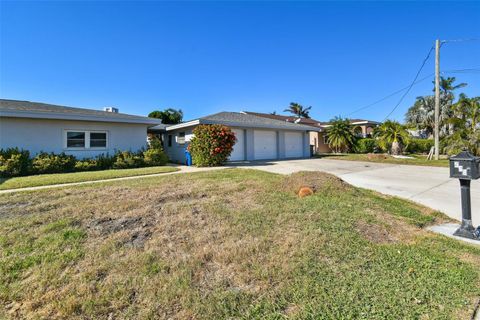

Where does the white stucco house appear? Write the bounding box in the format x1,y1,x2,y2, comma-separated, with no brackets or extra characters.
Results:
149,111,320,163
0,99,161,159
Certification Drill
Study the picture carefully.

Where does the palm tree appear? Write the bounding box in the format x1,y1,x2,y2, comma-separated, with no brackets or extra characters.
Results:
443,94,480,156
405,96,435,137
453,94,480,132
437,76,467,98
326,117,356,153
405,95,451,138
374,120,410,155
283,102,312,118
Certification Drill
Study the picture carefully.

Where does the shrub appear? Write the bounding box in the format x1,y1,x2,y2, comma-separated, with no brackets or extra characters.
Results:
405,138,434,154
143,138,168,166
143,148,168,166
0,148,31,177
113,151,144,169
74,159,98,171
189,125,236,166
32,152,76,174
94,154,115,170
355,138,376,153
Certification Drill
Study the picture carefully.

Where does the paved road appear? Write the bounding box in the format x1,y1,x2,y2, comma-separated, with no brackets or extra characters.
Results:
232,158,480,226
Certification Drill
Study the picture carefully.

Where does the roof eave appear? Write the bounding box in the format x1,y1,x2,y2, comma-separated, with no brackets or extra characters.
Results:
0,110,161,125
165,119,201,131
350,120,381,125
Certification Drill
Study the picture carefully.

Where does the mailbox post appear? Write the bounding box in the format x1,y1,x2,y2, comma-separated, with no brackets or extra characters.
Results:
449,150,480,240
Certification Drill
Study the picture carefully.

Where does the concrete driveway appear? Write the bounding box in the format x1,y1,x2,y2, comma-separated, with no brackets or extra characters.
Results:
231,158,480,226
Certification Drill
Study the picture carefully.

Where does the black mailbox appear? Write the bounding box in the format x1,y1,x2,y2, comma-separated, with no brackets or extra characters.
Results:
449,151,480,180
449,150,480,240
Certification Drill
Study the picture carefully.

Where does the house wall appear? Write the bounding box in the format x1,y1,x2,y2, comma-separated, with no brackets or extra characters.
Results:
353,124,377,138
163,128,194,164
310,131,331,154
164,126,311,163
0,117,149,159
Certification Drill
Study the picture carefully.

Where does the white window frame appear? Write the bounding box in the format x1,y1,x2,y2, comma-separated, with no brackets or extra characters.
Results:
323,134,328,145
177,132,186,145
64,130,109,150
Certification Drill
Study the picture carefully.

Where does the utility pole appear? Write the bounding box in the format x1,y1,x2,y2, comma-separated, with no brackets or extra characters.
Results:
434,39,441,160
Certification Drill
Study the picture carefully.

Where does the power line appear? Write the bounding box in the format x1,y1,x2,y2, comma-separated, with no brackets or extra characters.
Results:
345,67,478,117
346,73,433,116
443,68,480,74
383,46,434,120
442,38,480,43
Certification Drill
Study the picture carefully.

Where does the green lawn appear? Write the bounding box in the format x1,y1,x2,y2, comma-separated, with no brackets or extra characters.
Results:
1,169,478,319
317,153,450,167
0,166,179,190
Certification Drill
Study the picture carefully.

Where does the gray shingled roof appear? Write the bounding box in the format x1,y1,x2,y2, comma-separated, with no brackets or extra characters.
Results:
148,124,169,131
243,111,324,126
0,99,161,125
167,112,320,131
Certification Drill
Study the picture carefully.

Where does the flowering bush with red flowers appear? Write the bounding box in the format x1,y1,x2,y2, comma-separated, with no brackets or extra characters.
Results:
189,125,237,166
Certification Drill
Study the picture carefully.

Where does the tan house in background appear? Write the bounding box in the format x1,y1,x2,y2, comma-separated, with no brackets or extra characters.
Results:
243,112,380,154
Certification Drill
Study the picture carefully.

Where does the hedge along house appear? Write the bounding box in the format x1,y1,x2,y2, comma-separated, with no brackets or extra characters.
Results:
0,99,161,159
154,111,320,163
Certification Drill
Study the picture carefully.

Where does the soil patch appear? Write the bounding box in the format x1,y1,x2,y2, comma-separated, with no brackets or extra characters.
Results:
367,153,389,161
87,216,154,248
281,171,352,195
363,207,423,243
355,220,398,244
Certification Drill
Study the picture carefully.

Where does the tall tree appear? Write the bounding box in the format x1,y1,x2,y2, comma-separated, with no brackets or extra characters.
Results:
374,120,410,155
326,117,356,153
283,102,312,118
443,94,480,156
405,96,451,138
406,77,467,138
148,108,183,124
453,94,480,132
436,77,467,129
436,76,467,99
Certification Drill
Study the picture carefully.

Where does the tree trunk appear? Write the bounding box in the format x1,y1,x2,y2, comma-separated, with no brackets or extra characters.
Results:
391,141,401,155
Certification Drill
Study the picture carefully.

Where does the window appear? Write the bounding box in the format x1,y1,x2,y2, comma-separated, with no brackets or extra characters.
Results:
90,132,107,148
323,134,328,145
177,132,185,145
65,130,108,149
168,135,172,147
67,132,85,148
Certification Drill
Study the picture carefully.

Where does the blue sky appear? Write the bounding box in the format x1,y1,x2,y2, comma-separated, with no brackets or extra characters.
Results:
1,1,479,122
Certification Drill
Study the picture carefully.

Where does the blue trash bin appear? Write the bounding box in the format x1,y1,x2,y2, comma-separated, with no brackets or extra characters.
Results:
185,149,192,166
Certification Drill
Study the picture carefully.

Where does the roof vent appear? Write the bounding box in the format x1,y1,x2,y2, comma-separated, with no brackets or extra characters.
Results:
104,107,119,113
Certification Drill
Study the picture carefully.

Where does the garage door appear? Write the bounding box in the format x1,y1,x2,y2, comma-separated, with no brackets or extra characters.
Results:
229,129,245,161
285,132,304,158
254,130,277,160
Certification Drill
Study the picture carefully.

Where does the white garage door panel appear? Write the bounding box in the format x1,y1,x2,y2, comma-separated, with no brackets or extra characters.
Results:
229,129,245,161
254,130,277,160
285,132,303,158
